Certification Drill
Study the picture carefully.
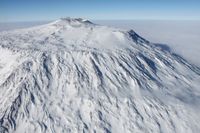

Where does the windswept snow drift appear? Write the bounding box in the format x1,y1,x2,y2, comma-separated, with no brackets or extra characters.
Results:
0,18,200,133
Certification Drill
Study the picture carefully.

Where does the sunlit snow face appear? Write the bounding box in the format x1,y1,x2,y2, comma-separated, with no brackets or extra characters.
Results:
0,18,136,52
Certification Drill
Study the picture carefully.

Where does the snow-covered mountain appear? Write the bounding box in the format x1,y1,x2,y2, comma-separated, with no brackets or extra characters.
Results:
0,18,200,133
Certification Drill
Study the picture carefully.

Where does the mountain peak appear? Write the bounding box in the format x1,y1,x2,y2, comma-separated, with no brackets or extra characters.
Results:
50,17,94,27
61,17,92,23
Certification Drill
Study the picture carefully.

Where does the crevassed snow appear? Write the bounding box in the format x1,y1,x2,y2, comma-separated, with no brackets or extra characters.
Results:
0,18,200,133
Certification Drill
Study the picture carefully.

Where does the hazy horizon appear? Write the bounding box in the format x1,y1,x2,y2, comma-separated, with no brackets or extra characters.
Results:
1,0,200,22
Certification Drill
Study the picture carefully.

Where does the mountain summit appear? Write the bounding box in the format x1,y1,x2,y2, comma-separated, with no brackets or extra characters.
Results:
0,18,200,133
51,17,94,27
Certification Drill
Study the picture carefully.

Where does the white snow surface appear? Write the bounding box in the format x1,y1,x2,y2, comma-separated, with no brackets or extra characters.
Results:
0,18,200,133
94,20,200,67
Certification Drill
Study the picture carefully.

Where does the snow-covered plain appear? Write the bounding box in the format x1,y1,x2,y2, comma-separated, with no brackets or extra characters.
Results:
0,18,200,133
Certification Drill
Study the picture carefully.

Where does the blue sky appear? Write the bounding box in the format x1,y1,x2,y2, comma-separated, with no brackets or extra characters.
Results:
0,0,200,22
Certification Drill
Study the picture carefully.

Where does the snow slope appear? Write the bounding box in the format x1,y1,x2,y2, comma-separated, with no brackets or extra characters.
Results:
0,18,200,133
94,20,200,67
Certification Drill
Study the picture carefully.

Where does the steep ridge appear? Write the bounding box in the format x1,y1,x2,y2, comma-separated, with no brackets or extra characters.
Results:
0,18,200,133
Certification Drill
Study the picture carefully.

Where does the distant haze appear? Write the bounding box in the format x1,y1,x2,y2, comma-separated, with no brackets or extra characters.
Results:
0,21,50,31
1,0,200,22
